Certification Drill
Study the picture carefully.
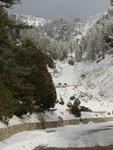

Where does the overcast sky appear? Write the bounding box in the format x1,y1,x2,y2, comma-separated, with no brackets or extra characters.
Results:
9,0,110,20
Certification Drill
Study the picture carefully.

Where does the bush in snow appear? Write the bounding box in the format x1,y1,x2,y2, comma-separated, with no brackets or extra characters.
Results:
47,57,56,69
58,83,62,86
81,74,86,80
70,96,75,101
56,99,59,103
107,112,111,115
67,101,72,108
64,83,67,86
68,59,74,65
59,98,65,105
68,99,81,117
79,106,92,112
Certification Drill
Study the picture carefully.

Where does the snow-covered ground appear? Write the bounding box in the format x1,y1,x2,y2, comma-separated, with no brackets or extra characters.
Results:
0,121,7,128
50,55,113,117
1,121,113,150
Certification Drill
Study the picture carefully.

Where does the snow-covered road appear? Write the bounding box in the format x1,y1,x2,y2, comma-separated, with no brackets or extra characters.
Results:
1,122,113,150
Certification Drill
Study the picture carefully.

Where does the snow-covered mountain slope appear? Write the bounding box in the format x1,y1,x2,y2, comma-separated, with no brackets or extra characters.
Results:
11,14,49,27
75,8,113,62
81,14,102,36
50,55,113,115
81,8,113,36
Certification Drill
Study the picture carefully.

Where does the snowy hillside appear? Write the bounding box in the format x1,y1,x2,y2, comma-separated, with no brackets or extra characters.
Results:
51,55,113,115
81,8,113,36
81,14,102,36
11,14,49,27
77,8,113,62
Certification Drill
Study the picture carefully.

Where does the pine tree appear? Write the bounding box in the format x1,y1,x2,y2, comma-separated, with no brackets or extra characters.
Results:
0,1,56,120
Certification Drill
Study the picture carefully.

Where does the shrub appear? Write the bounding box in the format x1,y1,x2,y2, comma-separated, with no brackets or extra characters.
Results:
70,96,75,101
59,98,65,105
67,101,72,108
56,99,59,103
68,99,81,117
58,83,62,86
64,83,67,86
80,106,92,112
81,74,86,79
107,112,111,115
68,59,74,65
47,57,55,69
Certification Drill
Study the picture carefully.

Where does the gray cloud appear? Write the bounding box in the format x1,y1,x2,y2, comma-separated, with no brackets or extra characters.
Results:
9,0,110,20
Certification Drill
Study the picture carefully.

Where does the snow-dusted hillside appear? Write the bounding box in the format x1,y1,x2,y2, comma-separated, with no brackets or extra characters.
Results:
11,14,49,27
80,8,113,36
51,55,113,116
77,8,113,62
81,14,102,36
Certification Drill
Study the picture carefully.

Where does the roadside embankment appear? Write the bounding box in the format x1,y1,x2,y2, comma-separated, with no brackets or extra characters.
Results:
0,117,113,141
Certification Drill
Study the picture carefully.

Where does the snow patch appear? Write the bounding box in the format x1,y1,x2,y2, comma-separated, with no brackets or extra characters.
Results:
8,116,23,126
0,121,7,128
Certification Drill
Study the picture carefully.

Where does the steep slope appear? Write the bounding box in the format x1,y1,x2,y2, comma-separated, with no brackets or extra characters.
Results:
51,56,113,114
76,8,113,62
50,9,113,116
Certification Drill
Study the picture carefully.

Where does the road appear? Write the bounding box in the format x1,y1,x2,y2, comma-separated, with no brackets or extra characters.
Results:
34,122,113,150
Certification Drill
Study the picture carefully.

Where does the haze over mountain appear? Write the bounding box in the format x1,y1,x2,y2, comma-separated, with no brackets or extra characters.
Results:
9,0,110,20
